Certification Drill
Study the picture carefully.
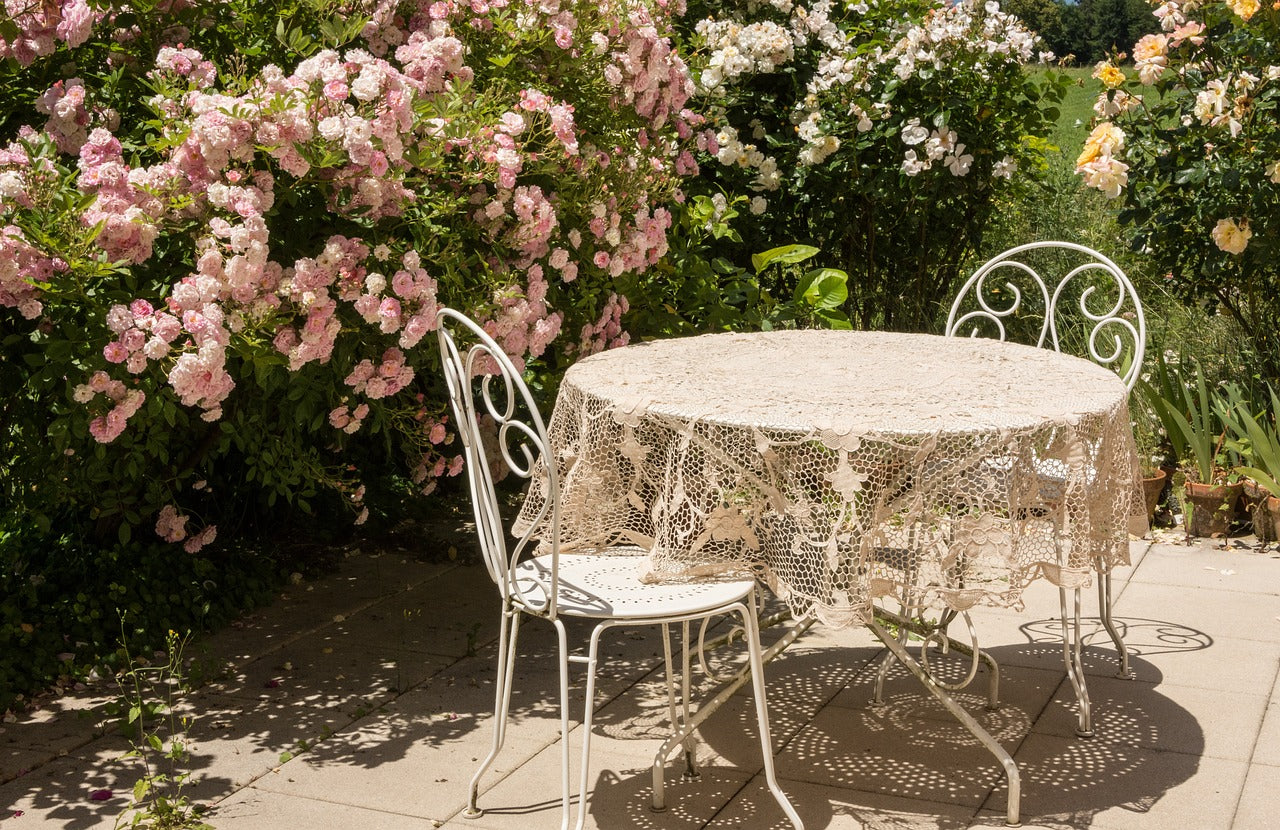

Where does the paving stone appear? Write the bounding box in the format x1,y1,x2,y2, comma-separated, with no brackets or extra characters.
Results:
1115,581,1280,645
197,554,461,668
0,747,48,788
830,660,1064,748
1231,763,1280,830
769,702,1011,810
1033,675,1265,762
0,688,115,757
212,785,444,829
209,625,453,709
452,740,752,830
708,777,977,830
249,680,550,823
1128,542,1280,593
1249,693,1280,767
982,732,1244,830
0,747,134,829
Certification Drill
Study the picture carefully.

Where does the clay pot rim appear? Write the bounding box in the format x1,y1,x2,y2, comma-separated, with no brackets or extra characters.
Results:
1183,480,1243,497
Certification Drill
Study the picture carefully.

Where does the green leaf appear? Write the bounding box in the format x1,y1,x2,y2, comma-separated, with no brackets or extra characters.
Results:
751,244,820,274
132,778,149,803
814,308,854,330
128,705,141,724
148,734,163,752
1173,167,1207,185
278,750,294,764
795,267,849,310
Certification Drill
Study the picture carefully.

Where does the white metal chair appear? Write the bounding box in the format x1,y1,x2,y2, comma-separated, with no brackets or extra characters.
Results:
945,241,1145,735
435,307,803,830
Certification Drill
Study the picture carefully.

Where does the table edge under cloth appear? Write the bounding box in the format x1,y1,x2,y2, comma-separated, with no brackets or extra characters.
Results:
515,333,1145,629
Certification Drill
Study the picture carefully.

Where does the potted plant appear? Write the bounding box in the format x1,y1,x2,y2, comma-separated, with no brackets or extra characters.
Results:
1220,385,1280,542
1141,358,1240,537
1131,399,1171,527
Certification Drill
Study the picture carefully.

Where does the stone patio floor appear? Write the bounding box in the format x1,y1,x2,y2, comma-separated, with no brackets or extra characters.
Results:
3,528,1278,829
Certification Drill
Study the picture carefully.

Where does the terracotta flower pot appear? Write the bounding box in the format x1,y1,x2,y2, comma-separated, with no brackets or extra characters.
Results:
1142,468,1167,524
1240,478,1265,525
1252,495,1280,543
1182,480,1243,538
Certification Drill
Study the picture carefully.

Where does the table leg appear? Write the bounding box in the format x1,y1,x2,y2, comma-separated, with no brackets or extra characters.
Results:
873,606,1001,711
650,613,815,812
867,618,1023,828
1097,570,1135,679
1059,586,1094,737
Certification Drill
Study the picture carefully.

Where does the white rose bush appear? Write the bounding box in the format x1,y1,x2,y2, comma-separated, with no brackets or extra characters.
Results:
1079,0,1280,373
680,0,1065,331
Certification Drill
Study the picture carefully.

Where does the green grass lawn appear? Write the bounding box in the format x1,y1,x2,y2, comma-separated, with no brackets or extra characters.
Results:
1042,66,1103,156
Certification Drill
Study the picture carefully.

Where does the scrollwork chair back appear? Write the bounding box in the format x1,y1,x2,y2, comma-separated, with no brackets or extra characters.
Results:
945,241,1146,390
435,306,562,617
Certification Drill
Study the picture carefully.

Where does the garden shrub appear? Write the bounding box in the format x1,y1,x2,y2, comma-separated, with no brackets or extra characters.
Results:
0,0,702,706
0,0,699,555
0,533,280,711
1080,0,1280,377
679,0,1068,331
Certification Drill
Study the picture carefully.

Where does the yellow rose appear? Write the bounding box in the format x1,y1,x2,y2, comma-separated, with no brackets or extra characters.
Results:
1211,218,1252,255
1227,0,1261,19
1076,122,1125,168
1092,62,1126,89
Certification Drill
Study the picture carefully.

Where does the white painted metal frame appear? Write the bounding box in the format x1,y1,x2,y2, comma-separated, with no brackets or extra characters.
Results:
435,308,802,830
946,241,1144,738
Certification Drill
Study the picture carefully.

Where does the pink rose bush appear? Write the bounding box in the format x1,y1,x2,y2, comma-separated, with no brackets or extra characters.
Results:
0,1,701,552
0,0,101,66
1079,1,1280,373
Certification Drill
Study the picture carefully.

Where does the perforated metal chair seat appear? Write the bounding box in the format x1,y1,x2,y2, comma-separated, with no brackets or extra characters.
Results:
514,552,757,620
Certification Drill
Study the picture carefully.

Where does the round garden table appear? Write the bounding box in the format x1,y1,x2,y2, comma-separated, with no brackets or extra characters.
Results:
524,329,1141,623
517,329,1144,826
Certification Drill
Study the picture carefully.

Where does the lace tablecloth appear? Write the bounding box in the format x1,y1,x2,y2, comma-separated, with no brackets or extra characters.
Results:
519,330,1142,628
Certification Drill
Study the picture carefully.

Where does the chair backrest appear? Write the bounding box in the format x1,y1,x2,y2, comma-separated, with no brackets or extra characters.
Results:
436,307,562,616
944,241,1146,390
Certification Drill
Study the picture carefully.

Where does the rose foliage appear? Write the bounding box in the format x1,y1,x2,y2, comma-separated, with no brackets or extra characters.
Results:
1080,0,1280,373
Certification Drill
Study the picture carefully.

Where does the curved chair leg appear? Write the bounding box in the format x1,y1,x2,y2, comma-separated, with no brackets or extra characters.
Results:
466,608,523,819
1097,571,1134,678
1059,586,1093,737
571,622,610,830
679,620,699,779
741,593,805,829
555,619,575,830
